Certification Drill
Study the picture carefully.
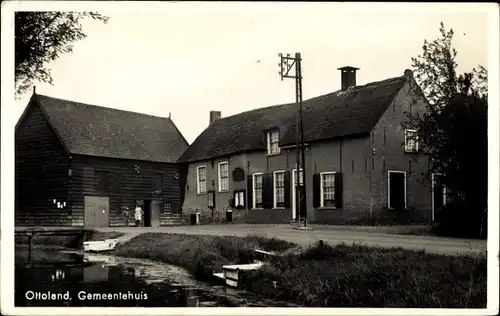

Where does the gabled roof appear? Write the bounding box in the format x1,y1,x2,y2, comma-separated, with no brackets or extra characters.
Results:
178,74,409,163
19,93,189,164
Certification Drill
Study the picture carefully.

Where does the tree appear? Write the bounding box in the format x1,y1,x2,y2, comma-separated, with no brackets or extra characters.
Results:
405,22,488,238
15,11,109,96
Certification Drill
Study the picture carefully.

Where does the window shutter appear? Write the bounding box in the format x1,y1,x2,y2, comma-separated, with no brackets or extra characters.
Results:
334,173,343,208
284,171,291,209
230,194,236,208
262,173,273,209
247,176,253,208
313,174,320,208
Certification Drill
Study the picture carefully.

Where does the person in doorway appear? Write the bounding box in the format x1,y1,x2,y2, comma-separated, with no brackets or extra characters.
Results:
122,207,130,227
134,204,143,227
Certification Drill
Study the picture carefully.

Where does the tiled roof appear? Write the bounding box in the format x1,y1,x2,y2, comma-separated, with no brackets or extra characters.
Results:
178,75,408,163
32,94,189,163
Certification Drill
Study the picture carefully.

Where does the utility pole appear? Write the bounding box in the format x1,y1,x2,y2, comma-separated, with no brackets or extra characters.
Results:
278,52,307,228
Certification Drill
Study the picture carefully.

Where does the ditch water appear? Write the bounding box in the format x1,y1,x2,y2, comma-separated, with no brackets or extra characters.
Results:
15,247,295,307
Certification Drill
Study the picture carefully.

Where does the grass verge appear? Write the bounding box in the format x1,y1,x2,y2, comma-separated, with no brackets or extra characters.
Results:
244,242,486,308
115,233,486,308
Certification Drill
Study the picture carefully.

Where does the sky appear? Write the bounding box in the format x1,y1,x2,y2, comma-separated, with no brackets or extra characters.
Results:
3,2,495,144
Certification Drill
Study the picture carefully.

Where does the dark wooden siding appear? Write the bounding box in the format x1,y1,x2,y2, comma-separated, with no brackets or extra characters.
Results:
15,101,71,226
70,155,184,227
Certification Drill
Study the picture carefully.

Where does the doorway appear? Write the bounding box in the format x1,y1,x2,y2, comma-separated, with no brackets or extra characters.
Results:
143,200,151,227
388,171,406,210
432,173,447,222
84,196,109,228
141,199,161,227
292,169,306,220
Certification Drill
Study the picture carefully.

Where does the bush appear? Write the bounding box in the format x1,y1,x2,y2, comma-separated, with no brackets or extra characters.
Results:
434,201,487,239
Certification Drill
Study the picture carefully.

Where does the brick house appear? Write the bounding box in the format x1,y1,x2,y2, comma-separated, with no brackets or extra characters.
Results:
15,92,188,227
177,67,447,225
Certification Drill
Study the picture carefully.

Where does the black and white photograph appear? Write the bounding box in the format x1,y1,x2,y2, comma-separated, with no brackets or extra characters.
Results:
1,1,498,315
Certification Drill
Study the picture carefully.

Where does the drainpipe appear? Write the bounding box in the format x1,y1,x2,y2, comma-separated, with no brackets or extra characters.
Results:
68,155,73,220
369,138,374,217
246,161,250,219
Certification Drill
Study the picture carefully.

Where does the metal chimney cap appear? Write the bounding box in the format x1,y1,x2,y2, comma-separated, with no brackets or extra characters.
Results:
337,66,360,71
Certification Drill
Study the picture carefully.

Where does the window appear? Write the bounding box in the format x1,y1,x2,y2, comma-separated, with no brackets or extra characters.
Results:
320,172,336,207
273,171,285,208
96,171,109,192
218,162,229,192
313,172,343,209
252,173,263,208
404,129,419,153
293,168,304,185
267,130,280,155
164,201,172,214
153,173,163,193
196,166,207,194
234,190,245,208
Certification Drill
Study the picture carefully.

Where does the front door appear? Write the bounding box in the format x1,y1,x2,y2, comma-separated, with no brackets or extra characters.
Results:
150,200,161,227
388,171,406,210
143,200,151,227
84,196,110,228
292,169,305,220
432,173,447,222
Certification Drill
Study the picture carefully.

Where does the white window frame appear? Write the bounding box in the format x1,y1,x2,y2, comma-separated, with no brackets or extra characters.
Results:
431,173,448,222
234,190,245,208
387,170,407,209
320,171,336,207
291,168,304,220
404,129,419,153
273,170,286,208
196,165,207,194
217,161,229,192
252,172,264,209
267,130,281,155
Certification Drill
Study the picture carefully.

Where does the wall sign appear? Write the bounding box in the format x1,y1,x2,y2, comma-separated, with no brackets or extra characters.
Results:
232,168,245,182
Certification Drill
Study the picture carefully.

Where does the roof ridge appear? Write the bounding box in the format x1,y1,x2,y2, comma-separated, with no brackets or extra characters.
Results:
210,75,406,124
178,73,409,163
29,93,189,163
36,94,173,121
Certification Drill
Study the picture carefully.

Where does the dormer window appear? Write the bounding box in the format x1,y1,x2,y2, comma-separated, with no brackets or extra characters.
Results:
404,129,419,153
267,130,280,155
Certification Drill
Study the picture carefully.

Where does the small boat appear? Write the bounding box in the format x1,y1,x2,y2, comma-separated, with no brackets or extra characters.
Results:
218,261,264,288
83,253,116,264
83,239,119,253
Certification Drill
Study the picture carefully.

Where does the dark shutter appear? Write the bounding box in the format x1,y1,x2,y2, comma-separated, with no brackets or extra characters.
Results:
284,171,291,209
262,173,273,209
312,174,320,208
247,176,253,209
334,173,343,208
230,193,236,208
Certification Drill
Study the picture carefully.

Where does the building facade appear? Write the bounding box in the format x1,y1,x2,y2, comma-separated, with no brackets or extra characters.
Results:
178,67,446,225
15,93,188,227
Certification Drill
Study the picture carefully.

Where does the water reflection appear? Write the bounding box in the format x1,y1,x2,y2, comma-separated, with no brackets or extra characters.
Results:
14,247,295,307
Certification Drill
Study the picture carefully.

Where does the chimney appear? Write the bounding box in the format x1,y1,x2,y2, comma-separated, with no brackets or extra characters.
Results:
209,111,221,126
404,69,413,79
338,66,360,91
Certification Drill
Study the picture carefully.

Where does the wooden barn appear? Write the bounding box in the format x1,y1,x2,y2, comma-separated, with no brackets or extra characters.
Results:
15,91,189,228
